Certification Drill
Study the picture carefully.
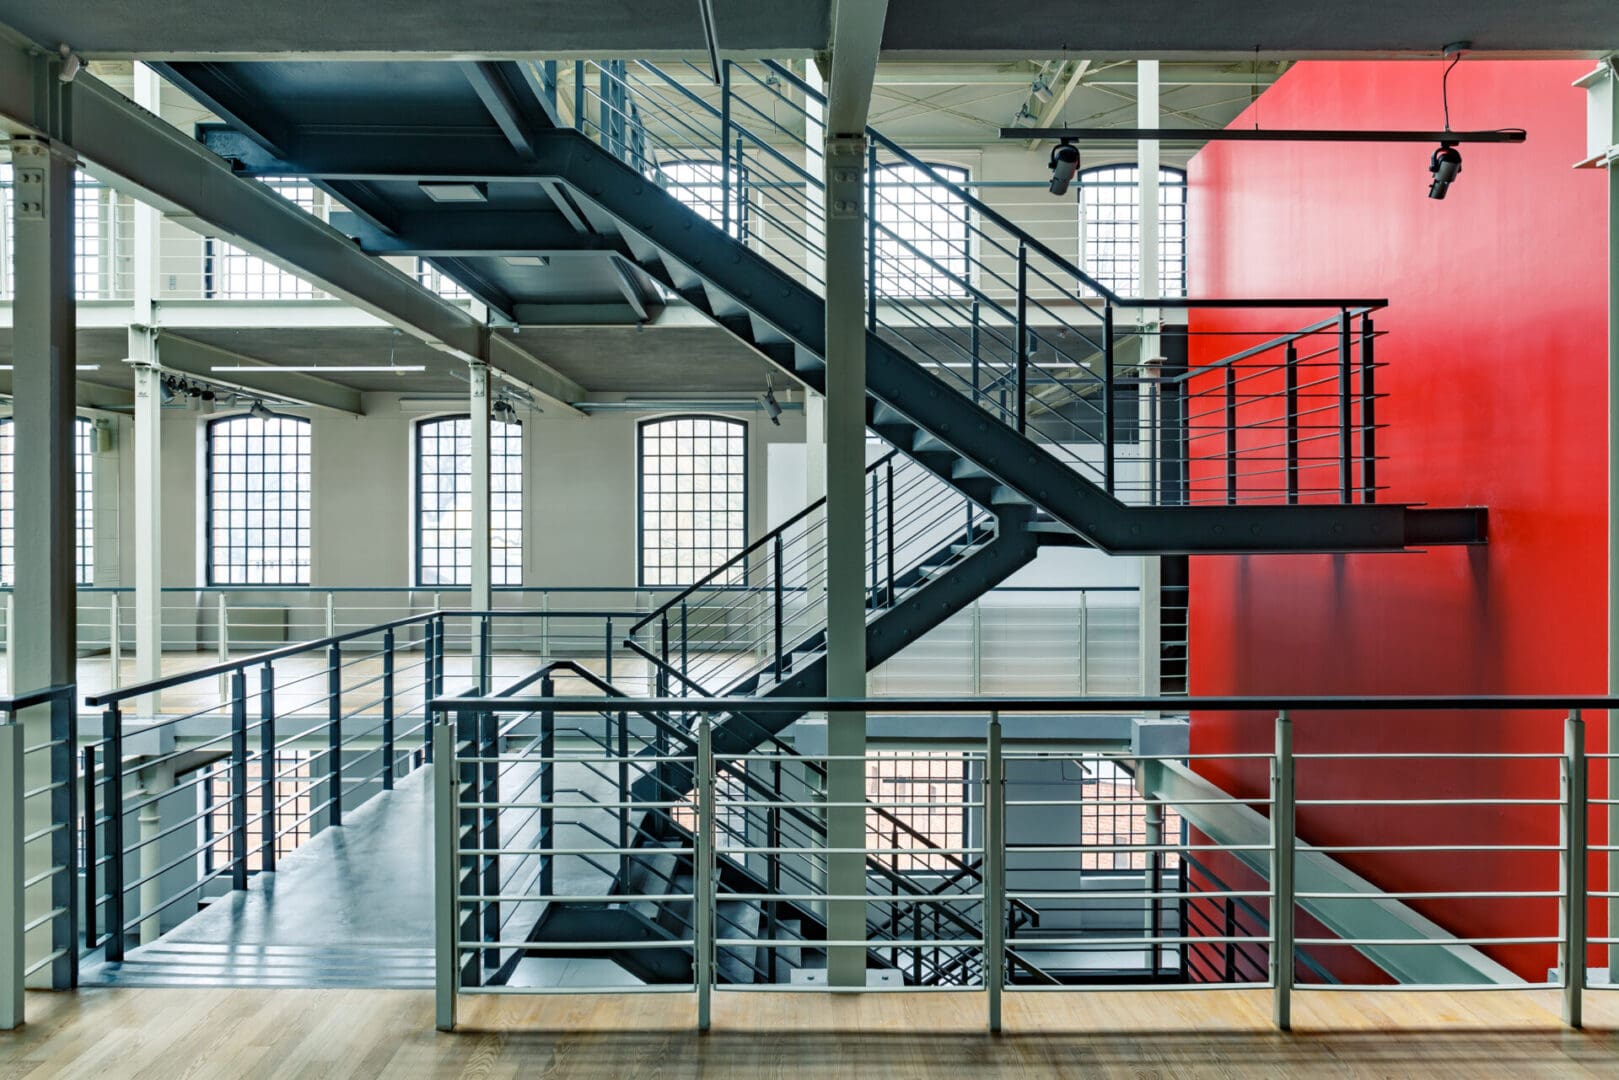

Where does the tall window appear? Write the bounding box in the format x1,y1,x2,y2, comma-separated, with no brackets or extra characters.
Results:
659,160,744,237
0,417,95,586
1078,164,1187,298
872,162,970,298
205,179,322,299
415,416,523,587
206,414,312,585
638,416,746,587
416,258,470,299
0,165,124,300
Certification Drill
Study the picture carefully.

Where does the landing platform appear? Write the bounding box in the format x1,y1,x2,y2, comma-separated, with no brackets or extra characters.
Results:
11,987,1619,1077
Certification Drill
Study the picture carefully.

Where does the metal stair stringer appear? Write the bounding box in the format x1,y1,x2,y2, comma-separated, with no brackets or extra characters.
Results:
526,127,1485,556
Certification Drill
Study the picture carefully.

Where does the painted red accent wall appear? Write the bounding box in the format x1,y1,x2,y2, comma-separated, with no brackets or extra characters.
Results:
1187,60,1609,981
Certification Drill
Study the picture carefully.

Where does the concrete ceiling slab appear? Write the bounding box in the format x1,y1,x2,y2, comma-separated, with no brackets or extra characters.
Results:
6,0,1615,59
496,324,774,393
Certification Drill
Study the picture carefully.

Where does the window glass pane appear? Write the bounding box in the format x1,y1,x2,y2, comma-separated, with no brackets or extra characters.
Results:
638,416,747,587
206,179,322,300
416,258,470,299
1078,165,1188,299
415,416,523,586
206,414,312,585
659,160,745,238
873,162,970,299
0,417,95,586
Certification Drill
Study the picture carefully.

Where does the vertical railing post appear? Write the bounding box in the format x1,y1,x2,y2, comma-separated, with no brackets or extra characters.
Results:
540,676,555,899
259,663,276,873
324,590,336,638
1271,710,1295,1031
1285,342,1300,504
985,712,1005,1034
423,618,438,764
216,592,229,703
1015,243,1028,435
695,717,715,1032
230,669,249,890
885,459,896,605
101,704,125,962
433,713,457,1031
1562,709,1587,1027
328,642,343,828
1103,304,1117,494
1224,364,1238,506
773,533,786,680
1338,308,1352,503
680,600,689,691
108,592,121,691
971,301,981,405
479,706,499,973
434,613,446,699
1360,314,1377,504
660,612,671,699
604,615,614,686
478,615,491,695
720,60,733,236
867,141,879,333
381,627,396,790
0,715,19,1028
81,744,97,949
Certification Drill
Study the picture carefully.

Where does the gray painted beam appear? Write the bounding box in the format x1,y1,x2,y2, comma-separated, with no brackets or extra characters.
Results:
154,332,365,415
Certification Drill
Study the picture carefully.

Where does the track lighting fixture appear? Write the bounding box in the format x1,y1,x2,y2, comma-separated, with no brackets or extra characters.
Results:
56,44,82,83
759,377,782,426
1047,139,1080,197
1030,78,1053,104
248,400,275,421
1428,142,1462,199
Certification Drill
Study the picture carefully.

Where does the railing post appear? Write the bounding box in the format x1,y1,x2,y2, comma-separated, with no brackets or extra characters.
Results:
720,60,732,236
680,600,689,689
1271,710,1295,1031
108,592,120,691
230,669,249,890
971,301,981,405
216,592,229,703
985,712,1005,1034
1562,709,1587,1027
695,717,715,1032
572,60,585,132
328,642,343,828
1103,304,1117,495
866,141,878,333
478,615,491,695
604,615,614,686
53,694,78,990
423,618,437,764
1,715,20,1028
433,713,457,1031
540,676,555,898
479,705,499,973
773,533,786,680
660,612,671,698
1360,315,1377,504
81,743,97,949
259,664,276,873
381,627,396,791
101,704,125,962
1285,342,1300,504
1338,308,1352,503
434,613,446,699
885,459,896,605
324,590,336,638
1225,364,1238,506
1015,243,1028,435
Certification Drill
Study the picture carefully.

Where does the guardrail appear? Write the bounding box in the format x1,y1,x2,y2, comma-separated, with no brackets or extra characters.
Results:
429,693,1616,1034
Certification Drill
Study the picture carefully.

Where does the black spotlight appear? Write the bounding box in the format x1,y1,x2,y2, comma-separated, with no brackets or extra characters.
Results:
1048,139,1080,196
1428,142,1462,200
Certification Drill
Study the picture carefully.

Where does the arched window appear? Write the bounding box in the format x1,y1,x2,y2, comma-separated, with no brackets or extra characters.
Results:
415,415,523,587
206,413,312,585
659,159,745,238
638,415,746,587
1078,164,1187,298
873,162,970,298
0,417,95,585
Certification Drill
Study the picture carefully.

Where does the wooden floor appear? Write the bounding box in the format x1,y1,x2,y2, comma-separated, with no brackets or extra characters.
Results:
6,987,1619,1078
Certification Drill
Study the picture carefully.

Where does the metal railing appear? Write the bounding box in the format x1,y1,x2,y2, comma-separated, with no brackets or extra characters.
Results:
0,684,79,1028
431,692,1618,1034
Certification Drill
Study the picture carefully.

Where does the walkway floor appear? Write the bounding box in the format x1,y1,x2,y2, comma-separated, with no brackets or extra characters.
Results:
10,986,1619,1078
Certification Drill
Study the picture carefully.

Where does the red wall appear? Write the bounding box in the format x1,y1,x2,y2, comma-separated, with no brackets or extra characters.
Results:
1187,60,1609,980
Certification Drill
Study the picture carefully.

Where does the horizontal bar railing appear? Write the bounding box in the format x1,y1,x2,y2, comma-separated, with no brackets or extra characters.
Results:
431,693,1616,1035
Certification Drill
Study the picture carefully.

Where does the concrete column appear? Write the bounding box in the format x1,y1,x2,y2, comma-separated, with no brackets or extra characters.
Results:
10,136,77,991
136,764,174,944
469,363,492,689
823,134,868,987
132,342,163,717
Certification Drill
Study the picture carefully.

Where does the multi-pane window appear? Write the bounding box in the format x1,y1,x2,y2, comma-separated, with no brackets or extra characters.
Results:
1077,758,1183,871
205,414,312,585
0,417,95,586
872,162,970,298
867,752,969,873
659,160,744,237
205,179,322,299
1078,164,1188,299
201,752,316,875
416,258,470,299
637,416,746,587
415,416,523,587
0,165,125,299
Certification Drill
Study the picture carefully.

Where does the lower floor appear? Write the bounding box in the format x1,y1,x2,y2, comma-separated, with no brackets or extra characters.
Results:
7,986,1619,1078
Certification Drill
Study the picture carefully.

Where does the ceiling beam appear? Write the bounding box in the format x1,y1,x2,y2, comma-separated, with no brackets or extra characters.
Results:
153,332,366,415
459,60,555,160
328,209,617,256
1026,59,1092,149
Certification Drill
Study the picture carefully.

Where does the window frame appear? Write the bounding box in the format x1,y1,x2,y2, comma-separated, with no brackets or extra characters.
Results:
0,415,96,587
636,414,749,589
657,158,747,239
203,178,322,300
871,160,972,300
413,413,525,588
1076,163,1188,299
204,412,313,587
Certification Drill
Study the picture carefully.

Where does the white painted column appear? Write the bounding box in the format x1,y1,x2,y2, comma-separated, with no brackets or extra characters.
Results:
823,134,869,987
132,63,163,321
1136,61,1163,707
469,362,492,690
132,344,163,717
10,136,77,991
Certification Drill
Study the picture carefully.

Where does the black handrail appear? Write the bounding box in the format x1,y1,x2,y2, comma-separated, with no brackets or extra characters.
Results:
0,683,78,713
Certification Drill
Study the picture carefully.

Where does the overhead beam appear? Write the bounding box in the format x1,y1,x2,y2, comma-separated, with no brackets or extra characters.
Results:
1025,59,1092,149
459,61,555,160
153,332,365,414
328,209,615,256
